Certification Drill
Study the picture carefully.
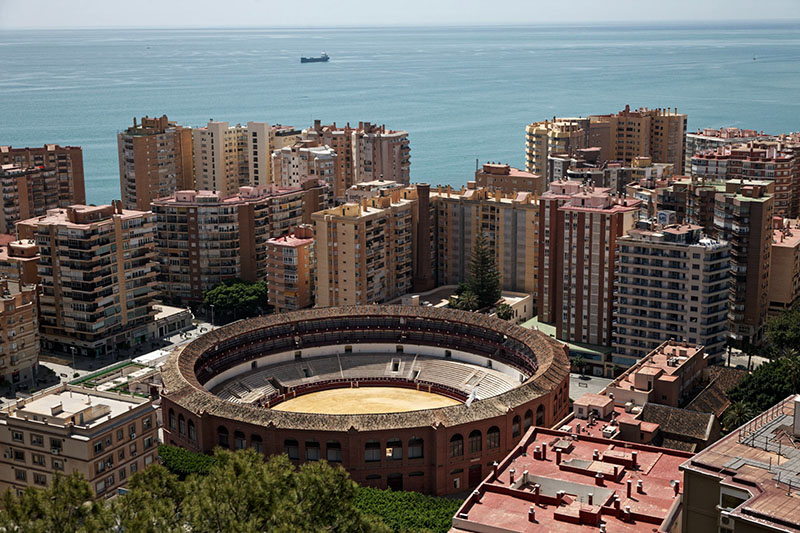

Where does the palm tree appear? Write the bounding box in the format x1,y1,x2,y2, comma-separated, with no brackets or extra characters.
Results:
573,354,587,377
456,290,479,312
723,401,755,431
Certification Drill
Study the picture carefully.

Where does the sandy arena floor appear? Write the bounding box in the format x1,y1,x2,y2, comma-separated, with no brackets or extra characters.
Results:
271,386,461,414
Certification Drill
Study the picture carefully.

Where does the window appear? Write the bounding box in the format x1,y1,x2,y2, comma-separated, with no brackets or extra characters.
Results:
179,415,186,437
30,434,43,447
50,438,62,452
251,434,264,454
408,437,423,459
117,429,124,441
284,439,299,460
468,430,482,454
512,416,521,438
188,420,196,444
130,462,138,474
306,441,320,461
487,426,500,449
129,424,136,440
169,409,176,431
142,416,152,430
234,431,246,450
523,410,533,431
52,459,64,471
144,436,154,450
33,473,46,486
217,426,229,448
409,471,424,477
12,431,23,442
94,441,104,455
536,405,545,426
144,455,153,466
449,434,464,458
13,450,24,462
119,468,126,481
31,454,45,466
14,470,26,481
386,438,402,460
129,443,137,456
326,441,342,462
365,440,381,462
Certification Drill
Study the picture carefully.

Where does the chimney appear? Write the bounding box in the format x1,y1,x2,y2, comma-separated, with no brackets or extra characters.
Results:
587,493,593,505
528,506,536,523
509,468,516,484
672,480,680,497
593,449,599,460
542,442,547,461
533,483,540,505
631,451,638,468
492,461,499,478
555,448,562,465
637,480,644,494
627,479,632,498
595,473,604,486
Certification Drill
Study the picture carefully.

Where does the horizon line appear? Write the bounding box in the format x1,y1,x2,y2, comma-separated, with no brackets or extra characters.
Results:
2,19,800,31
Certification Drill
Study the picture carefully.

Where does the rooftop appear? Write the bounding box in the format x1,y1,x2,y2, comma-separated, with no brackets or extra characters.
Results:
607,341,703,395
452,427,691,533
681,395,800,532
1,385,151,430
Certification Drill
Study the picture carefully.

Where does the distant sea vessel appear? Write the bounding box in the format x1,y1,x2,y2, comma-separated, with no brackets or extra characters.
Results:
301,52,329,63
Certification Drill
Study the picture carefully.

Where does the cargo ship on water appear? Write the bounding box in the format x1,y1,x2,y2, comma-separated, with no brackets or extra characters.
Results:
301,52,329,63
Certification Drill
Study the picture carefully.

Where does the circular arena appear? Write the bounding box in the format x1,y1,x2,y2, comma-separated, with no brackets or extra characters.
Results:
161,305,570,495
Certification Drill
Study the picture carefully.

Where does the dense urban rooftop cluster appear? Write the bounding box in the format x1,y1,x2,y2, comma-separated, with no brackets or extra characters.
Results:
1,108,800,530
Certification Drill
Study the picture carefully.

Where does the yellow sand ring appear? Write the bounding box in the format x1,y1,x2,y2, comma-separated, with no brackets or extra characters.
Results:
271,386,461,414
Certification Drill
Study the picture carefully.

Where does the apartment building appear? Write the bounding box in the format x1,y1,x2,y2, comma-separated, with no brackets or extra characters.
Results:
117,115,193,211
589,105,687,173
714,180,774,346
613,222,730,366
0,165,60,234
313,187,420,307
0,279,39,388
473,162,544,195
271,140,336,188
684,127,770,171
768,218,800,315
524,117,590,180
304,120,410,199
692,143,798,217
0,385,158,499
430,184,538,295
152,183,329,303
0,144,85,206
17,202,158,358
0,239,39,285
193,121,250,196
681,395,800,533
266,225,315,312
538,180,640,346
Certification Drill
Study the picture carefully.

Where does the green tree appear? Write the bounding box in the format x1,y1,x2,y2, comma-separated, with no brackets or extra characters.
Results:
203,279,268,323
465,233,501,309
765,307,800,356
111,464,186,533
453,290,479,311
722,401,755,431
572,354,587,376
496,303,514,321
0,472,108,532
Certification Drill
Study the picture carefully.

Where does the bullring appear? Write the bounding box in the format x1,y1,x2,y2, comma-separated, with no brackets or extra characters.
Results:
160,305,570,495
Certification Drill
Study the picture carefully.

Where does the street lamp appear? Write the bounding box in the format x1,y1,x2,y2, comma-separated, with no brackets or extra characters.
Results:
210,304,215,326
69,346,76,374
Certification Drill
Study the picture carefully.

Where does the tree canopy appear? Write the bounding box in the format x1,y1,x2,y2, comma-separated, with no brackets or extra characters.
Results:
0,448,388,533
203,279,268,323
466,233,501,309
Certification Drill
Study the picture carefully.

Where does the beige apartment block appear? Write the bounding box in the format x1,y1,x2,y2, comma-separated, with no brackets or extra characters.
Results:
614,222,730,365
152,183,330,303
266,225,315,312
0,144,85,206
538,180,640,346
117,115,193,212
0,385,158,499
0,279,39,388
685,127,771,171
589,105,687,173
193,121,250,196
304,120,410,200
0,239,40,285
524,117,590,180
0,165,60,234
313,187,420,307
768,218,800,315
714,180,774,346
473,162,544,196
430,184,538,296
271,140,336,188
17,202,158,358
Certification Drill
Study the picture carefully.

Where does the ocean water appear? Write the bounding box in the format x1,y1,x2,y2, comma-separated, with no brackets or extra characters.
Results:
1,23,800,205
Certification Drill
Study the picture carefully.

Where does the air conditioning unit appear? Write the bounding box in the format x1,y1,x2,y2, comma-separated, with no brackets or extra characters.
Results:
51,448,60,455
453,478,461,489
